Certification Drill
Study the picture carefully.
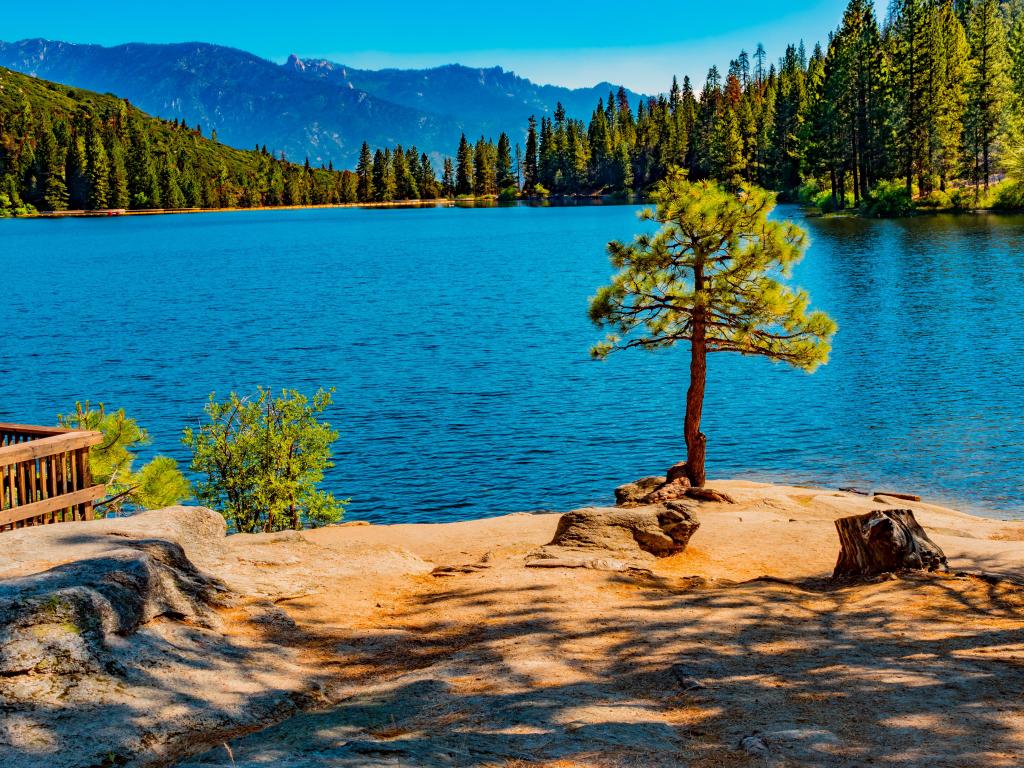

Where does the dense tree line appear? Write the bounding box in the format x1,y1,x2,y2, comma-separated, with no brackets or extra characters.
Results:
0,67,361,214
354,0,1024,211
7,0,1024,215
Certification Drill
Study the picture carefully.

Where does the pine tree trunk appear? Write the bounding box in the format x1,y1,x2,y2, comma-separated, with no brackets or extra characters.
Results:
685,262,708,488
833,509,948,579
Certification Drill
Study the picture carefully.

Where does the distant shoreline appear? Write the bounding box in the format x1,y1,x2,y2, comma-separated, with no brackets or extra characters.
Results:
11,193,644,220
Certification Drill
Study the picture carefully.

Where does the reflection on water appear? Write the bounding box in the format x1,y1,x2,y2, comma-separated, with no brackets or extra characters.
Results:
2,205,1022,521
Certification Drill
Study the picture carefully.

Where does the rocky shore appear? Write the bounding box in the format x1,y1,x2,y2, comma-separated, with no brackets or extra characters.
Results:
2,480,1023,767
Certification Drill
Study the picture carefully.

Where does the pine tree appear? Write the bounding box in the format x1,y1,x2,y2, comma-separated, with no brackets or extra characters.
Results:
455,134,474,196
966,0,1011,189
523,116,539,193
356,142,374,202
589,172,835,486
496,132,515,190
107,143,130,209
36,120,69,211
887,0,934,194
85,123,110,209
66,132,88,209
442,157,455,197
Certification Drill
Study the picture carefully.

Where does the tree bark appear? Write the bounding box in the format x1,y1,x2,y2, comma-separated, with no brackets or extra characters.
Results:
685,259,708,487
833,509,947,579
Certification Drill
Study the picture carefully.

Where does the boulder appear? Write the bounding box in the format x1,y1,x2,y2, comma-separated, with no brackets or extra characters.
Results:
614,476,666,506
540,504,700,559
0,508,228,682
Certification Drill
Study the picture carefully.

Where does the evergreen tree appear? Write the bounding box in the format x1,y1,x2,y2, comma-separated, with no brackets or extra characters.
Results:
356,141,374,201
523,116,539,192
85,122,110,209
442,157,455,197
455,134,474,195
107,143,130,209
496,132,515,190
966,0,1011,189
589,172,835,486
36,119,68,211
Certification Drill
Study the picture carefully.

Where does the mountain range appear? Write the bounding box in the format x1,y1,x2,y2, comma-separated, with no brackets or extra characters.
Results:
0,39,645,168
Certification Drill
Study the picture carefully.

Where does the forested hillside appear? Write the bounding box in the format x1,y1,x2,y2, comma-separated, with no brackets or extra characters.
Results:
0,40,642,168
0,67,372,214
354,0,1024,213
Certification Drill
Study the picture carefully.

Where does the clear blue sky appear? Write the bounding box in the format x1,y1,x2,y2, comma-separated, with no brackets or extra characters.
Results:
8,1,886,92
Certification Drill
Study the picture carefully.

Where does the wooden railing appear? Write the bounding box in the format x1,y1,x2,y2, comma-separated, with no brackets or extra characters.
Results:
0,423,105,531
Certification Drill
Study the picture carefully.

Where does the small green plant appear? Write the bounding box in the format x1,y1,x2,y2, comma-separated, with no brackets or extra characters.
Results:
58,403,190,514
183,388,346,533
498,185,519,201
532,183,551,198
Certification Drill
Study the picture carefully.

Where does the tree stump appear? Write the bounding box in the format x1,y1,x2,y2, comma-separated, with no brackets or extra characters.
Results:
832,509,948,579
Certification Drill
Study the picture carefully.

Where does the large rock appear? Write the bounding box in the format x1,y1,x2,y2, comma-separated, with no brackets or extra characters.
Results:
0,507,228,687
540,504,700,559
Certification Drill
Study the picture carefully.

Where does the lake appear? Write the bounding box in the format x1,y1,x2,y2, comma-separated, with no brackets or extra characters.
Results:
2,204,1023,522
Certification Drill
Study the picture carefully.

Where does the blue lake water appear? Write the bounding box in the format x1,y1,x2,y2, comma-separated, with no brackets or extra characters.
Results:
2,204,1023,522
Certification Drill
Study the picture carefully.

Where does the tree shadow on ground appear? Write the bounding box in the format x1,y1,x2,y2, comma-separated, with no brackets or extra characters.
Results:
178,564,1024,768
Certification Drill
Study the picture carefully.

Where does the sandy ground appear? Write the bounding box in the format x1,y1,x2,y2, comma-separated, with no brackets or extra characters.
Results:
186,481,1024,767
4,481,1024,767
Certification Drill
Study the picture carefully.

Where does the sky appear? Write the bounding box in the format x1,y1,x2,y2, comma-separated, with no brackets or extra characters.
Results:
6,1,888,93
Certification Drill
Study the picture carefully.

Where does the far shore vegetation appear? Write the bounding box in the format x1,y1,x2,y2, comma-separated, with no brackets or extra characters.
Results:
6,1,1024,219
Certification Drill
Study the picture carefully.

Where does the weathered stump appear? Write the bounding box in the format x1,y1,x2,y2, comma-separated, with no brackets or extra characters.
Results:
832,508,947,579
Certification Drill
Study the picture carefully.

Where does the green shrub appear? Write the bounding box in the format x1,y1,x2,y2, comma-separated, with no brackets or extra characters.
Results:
948,187,977,211
917,190,952,209
183,387,346,533
812,189,856,214
532,184,551,198
796,180,823,205
498,185,519,201
990,180,1024,210
862,181,915,218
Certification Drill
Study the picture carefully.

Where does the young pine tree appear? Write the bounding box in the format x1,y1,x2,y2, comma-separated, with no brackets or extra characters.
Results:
589,172,836,486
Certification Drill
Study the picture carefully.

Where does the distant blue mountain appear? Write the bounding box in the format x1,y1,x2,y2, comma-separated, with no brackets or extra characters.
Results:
0,39,646,167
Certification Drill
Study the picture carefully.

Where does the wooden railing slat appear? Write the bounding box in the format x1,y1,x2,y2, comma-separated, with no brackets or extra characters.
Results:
0,432,103,465
0,485,106,526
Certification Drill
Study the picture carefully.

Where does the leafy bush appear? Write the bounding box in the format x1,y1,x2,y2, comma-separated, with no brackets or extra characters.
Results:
812,189,856,213
948,187,978,211
183,387,346,533
532,184,551,198
498,185,519,201
916,190,952,209
990,180,1024,210
862,181,915,218
58,402,190,514
795,180,823,204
